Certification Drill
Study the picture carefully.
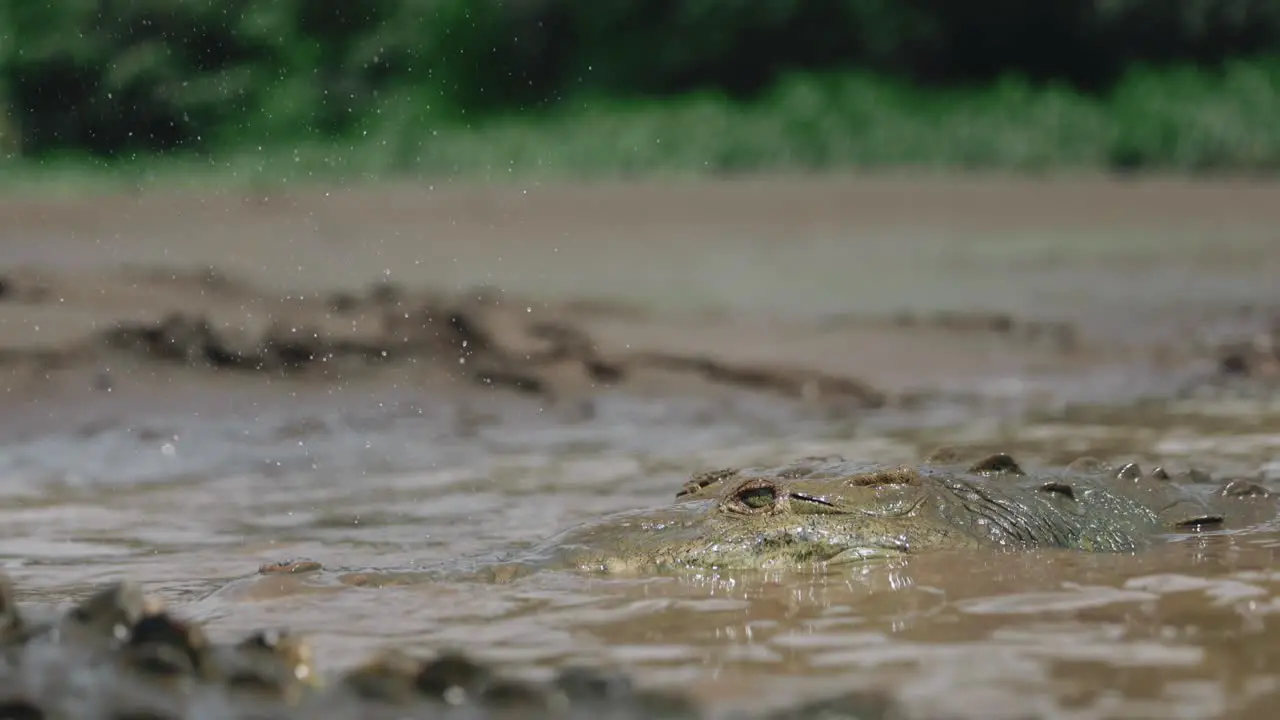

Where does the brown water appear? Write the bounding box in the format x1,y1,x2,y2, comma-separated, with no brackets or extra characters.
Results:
4,176,1280,719
4,393,1280,718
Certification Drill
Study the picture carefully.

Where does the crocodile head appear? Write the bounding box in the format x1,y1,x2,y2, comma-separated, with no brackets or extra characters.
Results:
525,449,1260,573
529,451,1039,572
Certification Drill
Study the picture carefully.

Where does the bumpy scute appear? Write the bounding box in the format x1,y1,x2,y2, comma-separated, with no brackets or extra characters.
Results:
1115,462,1143,481
1222,479,1273,498
967,453,1024,476
676,467,740,500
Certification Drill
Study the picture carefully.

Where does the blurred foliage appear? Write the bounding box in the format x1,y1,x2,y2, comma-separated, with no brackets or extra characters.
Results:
1,0,1280,172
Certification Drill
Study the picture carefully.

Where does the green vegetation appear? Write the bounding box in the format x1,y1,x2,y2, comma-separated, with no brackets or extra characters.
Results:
3,0,1280,185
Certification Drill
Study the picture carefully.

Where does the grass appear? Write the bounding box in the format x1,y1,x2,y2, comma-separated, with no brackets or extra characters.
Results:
4,58,1280,195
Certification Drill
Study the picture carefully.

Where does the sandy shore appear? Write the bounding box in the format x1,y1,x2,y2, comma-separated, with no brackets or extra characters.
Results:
3,174,1280,440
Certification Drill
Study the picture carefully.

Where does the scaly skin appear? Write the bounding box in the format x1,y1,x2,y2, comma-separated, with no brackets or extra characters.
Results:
511,449,1275,572
221,449,1277,593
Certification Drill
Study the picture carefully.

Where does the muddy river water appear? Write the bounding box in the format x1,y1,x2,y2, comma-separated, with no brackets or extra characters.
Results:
3,176,1280,718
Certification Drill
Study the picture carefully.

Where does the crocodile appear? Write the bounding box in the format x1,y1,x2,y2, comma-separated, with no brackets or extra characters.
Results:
218,449,1278,595
0,575,902,720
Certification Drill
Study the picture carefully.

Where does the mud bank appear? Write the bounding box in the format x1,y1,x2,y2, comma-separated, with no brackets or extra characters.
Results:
0,261,1273,438
0,265,1180,406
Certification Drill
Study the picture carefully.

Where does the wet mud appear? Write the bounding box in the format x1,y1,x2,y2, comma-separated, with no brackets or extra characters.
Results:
0,263,1096,400
3,176,1280,719
0,263,1267,427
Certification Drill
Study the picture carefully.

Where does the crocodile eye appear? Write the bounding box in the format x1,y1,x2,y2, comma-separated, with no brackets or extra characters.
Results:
731,480,779,512
740,487,775,508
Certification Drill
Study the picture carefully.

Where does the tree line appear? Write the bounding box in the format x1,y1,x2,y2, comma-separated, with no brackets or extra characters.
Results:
3,0,1279,157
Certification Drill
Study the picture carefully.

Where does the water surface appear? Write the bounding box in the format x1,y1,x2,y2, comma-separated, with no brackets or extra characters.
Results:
2,386,1279,719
